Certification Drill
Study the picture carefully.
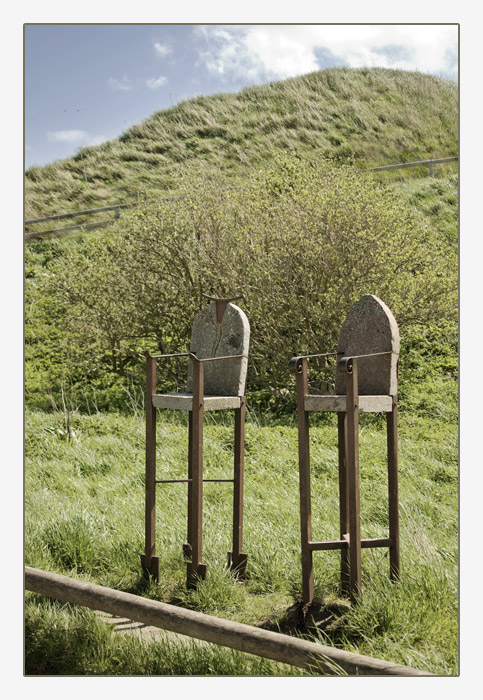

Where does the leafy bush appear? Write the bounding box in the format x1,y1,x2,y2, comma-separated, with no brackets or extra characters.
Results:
398,320,458,422
32,154,456,412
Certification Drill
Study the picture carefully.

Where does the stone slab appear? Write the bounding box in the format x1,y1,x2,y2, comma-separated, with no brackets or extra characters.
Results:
304,394,393,413
152,393,241,411
335,295,399,396
186,302,250,396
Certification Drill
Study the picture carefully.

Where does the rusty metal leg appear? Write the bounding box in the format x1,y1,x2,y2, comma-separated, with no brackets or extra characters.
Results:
187,359,207,586
183,412,194,559
387,398,400,580
346,360,361,602
228,397,248,577
338,412,350,596
140,355,160,580
296,358,314,604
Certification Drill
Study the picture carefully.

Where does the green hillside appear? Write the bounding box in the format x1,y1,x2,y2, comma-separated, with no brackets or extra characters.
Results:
25,67,458,220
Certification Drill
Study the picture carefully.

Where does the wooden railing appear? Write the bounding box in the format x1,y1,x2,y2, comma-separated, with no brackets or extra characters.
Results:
24,195,183,241
371,156,458,176
25,566,433,676
24,188,241,241
25,158,458,242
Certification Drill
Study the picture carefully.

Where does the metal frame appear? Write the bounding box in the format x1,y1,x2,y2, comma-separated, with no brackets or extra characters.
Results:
141,349,248,587
289,352,400,604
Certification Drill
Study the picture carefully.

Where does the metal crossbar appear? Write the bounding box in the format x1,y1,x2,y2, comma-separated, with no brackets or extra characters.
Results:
155,478,234,484
150,352,247,362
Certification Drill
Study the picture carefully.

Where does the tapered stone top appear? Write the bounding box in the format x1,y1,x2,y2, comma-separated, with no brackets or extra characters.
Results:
335,295,399,396
186,303,250,396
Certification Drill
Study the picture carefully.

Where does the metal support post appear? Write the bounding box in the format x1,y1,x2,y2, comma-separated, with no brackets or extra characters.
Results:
141,354,160,580
338,411,350,596
387,397,400,579
345,359,361,601
229,396,248,576
187,358,207,585
183,412,194,559
295,358,314,604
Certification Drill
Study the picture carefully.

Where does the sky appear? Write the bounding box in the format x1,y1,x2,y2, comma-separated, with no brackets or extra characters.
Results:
24,23,458,169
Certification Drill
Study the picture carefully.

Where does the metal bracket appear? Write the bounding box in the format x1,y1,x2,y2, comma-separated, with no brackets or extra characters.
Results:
202,293,245,323
338,357,354,374
288,356,305,374
186,562,207,588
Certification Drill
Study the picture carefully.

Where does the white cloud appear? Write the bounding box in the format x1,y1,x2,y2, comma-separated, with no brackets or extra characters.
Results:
47,130,89,143
194,26,267,84
304,25,458,76
244,27,319,78
154,42,172,58
195,25,458,83
146,75,168,90
47,130,106,146
107,75,132,92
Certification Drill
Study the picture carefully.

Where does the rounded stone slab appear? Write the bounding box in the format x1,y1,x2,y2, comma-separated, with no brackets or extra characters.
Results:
186,302,250,396
335,295,399,396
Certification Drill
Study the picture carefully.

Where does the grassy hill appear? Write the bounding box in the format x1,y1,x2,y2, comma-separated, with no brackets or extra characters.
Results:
25,67,458,220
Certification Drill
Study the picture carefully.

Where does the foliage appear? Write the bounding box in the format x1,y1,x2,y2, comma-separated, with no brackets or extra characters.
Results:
23,65,459,677
29,154,456,412
397,320,458,423
392,172,458,248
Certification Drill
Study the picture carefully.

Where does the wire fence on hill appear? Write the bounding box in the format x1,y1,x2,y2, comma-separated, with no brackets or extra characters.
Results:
24,157,458,242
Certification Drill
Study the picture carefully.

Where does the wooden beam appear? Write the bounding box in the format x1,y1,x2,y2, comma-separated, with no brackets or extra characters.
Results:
25,567,433,676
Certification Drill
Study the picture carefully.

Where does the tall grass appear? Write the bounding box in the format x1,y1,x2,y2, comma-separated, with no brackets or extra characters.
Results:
25,68,457,221
25,405,458,675
25,595,307,676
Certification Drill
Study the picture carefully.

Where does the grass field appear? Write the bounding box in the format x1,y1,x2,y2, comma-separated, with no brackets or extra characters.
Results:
24,404,458,675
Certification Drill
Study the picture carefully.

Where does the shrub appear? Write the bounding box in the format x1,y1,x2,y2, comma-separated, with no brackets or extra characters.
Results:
40,154,456,411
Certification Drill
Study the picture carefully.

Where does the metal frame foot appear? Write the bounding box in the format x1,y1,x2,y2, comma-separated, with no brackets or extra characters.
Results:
140,554,160,582
228,551,248,578
186,562,207,588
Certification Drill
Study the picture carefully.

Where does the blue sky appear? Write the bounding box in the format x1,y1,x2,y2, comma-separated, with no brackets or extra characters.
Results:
24,23,458,169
